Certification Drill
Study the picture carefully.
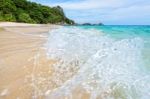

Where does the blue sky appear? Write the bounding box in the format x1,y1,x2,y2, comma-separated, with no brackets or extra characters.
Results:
30,0,150,25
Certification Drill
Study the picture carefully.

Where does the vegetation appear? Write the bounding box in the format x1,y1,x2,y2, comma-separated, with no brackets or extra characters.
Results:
0,0,74,24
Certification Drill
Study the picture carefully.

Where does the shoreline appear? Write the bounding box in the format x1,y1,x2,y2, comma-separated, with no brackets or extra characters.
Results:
1,22,150,99
0,22,50,27
0,22,58,99
0,22,60,33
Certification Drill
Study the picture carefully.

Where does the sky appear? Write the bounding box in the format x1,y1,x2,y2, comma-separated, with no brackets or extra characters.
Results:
30,0,150,25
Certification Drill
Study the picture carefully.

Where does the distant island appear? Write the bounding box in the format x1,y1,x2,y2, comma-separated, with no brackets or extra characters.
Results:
0,0,74,25
76,23,104,26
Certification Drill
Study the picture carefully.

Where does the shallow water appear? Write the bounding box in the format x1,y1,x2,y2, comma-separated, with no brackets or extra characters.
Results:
45,26,150,99
79,25,150,71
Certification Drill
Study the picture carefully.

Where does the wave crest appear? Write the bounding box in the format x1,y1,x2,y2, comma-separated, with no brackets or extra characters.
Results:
45,27,150,99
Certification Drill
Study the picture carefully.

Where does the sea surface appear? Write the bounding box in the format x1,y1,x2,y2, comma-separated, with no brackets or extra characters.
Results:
46,25,150,99
79,25,150,71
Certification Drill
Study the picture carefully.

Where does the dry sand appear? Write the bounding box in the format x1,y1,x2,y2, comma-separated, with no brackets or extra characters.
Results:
0,22,58,99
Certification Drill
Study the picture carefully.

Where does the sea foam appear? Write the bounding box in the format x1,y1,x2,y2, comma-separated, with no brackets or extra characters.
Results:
45,27,150,99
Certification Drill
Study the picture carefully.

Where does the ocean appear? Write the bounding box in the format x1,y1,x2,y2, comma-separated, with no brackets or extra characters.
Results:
46,25,150,99
80,25,150,71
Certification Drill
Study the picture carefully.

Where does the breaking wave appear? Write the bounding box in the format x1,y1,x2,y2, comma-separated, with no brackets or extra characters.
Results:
45,27,150,99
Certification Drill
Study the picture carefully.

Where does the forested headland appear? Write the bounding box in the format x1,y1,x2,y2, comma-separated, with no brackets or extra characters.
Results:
0,0,75,24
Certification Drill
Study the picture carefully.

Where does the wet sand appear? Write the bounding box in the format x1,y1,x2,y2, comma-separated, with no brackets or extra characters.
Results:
0,23,92,99
0,22,57,99
0,22,123,99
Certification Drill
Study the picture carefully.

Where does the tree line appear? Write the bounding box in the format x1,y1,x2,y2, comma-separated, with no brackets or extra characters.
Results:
0,0,74,24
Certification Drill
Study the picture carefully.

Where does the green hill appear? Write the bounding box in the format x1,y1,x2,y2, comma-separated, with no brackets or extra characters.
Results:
0,0,74,24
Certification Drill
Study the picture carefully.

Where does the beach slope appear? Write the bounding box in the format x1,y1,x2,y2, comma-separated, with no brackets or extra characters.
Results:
0,22,57,99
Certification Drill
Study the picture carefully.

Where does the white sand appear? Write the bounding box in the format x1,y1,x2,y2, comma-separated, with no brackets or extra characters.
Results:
0,22,57,99
0,22,43,27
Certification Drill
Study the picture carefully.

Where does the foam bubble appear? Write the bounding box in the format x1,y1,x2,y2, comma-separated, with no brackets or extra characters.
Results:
45,27,150,99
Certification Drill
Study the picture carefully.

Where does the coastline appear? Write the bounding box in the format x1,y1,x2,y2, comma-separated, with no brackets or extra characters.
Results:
0,22,58,99
1,23,150,99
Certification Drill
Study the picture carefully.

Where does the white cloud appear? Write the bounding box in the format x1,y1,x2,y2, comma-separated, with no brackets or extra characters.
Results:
33,0,150,24
101,4,150,24
47,0,143,10
48,0,119,10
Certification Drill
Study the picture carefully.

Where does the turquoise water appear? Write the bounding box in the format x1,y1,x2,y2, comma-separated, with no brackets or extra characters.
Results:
79,25,150,38
79,25,150,72
46,26,150,99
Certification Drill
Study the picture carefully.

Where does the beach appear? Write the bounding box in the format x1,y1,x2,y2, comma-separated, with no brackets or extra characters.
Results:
1,0,149,98
0,22,58,99
0,23,150,99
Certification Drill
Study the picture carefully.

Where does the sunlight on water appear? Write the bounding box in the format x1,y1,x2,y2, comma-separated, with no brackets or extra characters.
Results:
45,27,150,99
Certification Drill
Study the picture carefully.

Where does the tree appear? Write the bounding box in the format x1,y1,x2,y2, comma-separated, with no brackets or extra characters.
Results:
0,0,75,24
0,11,4,21
12,0,27,9
0,0,16,14
29,10,43,23
18,13,35,23
4,13,16,21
